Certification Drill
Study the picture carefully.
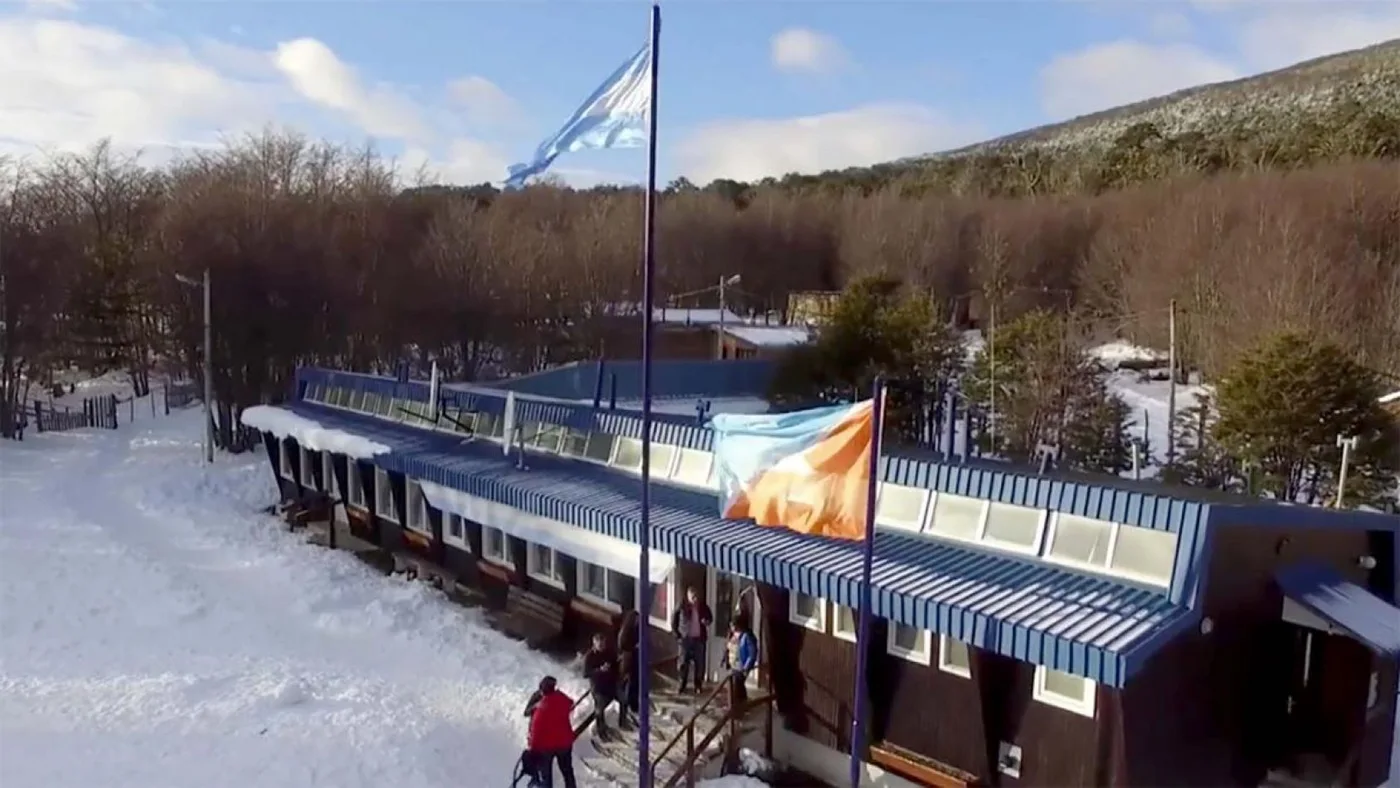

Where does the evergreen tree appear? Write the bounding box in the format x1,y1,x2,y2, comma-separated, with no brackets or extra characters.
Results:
1211,331,1398,506
963,310,1133,473
768,276,963,447
1161,393,1242,492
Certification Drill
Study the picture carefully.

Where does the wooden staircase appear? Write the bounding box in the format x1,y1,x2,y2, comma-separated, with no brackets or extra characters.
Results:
577,675,774,788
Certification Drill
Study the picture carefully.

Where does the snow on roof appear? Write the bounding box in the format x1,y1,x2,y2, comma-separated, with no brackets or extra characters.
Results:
1380,390,1400,405
1089,341,1167,368
240,405,391,459
600,303,746,326
723,325,811,348
601,396,773,417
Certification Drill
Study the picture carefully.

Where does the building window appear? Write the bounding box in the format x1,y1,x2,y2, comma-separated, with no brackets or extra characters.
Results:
443,513,467,550
375,395,394,418
583,432,615,464
648,574,675,630
482,526,511,567
321,451,337,496
347,463,366,509
299,446,317,489
788,592,826,632
832,604,858,643
346,388,366,412
887,623,932,665
278,440,295,481
875,484,929,532
578,561,636,611
560,428,588,456
937,635,971,677
671,449,713,488
374,468,398,522
927,493,986,543
533,424,566,453
1044,514,1177,588
527,543,566,588
981,502,1046,554
648,443,677,476
1033,666,1097,717
404,480,429,534
610,437,644,472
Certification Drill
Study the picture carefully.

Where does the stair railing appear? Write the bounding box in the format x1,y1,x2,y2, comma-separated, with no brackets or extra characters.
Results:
650,672,777,788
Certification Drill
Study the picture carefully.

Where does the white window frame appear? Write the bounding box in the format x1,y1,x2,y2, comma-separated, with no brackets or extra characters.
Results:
831,604,858,643
299,447,317,490
442,512,468,550
788,592,827,633
669,448,715,489
648,572,677,630
1041,513,1174,588
576,561,633,612
346,462,366,509
608,436,645,473
978,502,1049,556
924,492,991,544
936,635,971,677
374,467,399,523
885,623,933,666
526,542,566,589
1032,665,1097,718
874,483,931,533
482,525,512,567
404,480,430,535
321,451,337,496
278,440,295,481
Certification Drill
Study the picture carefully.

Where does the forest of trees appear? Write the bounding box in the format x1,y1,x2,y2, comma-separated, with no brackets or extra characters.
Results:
1,108,1397,457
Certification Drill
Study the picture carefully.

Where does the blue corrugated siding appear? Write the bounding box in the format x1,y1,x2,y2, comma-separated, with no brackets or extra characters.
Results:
493,359,777,401
280,402,1197,686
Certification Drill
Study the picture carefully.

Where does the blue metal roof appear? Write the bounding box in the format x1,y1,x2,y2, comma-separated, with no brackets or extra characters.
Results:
281,401,1198,686
493,359,777,401
1276,562,1400,656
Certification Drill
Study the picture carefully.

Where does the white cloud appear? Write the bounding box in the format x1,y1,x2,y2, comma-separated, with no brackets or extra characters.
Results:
770,28,848,74
273,37,425,141
447,75,520,127
1040,2,1400,121
676,103,982,184
1039,41,1240,119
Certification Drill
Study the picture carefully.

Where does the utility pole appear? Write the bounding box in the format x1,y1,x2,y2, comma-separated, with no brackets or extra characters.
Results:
1335,434,1358,508
716,273,739,360
202,267,213,464
1165,299,1178,468
988,301,997,452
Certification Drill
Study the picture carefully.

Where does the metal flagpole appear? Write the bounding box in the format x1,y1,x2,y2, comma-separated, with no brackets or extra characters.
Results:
636,5,661,787
849,376,887,788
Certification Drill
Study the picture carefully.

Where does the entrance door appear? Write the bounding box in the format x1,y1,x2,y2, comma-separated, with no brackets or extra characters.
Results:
707,567,762,688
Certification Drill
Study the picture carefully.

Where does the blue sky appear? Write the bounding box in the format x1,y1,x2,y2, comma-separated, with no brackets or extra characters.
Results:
3,0,1397,186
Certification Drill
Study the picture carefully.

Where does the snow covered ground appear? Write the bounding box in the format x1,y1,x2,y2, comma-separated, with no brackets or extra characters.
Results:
0,408,614,787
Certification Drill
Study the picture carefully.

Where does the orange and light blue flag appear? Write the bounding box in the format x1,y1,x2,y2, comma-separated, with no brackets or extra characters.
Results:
710,400,877,540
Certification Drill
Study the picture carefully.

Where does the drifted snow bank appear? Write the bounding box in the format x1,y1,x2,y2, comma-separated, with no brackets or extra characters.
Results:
240,405,391,458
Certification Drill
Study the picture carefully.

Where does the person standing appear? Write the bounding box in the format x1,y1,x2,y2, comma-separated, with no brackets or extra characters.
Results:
616,609,640,730
583,632,620,741
670,586,713,694
522,676,578,788
720,615,759,707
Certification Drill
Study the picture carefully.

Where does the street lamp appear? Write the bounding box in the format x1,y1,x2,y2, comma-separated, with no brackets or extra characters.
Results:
174,269,213,464
717,274,741,360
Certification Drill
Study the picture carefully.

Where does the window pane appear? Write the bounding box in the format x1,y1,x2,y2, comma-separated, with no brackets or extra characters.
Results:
347,389,365,411
650,581,671,621
672,449,713,485
942,637,970,669
894,624,924,653
485,528,504,558
835,605,855,633
478,412,502,438
448,514,463,540
794,593,817,619
584,563,606,598
612,437,643,470
535,424,565,453
929,494,984,541
531,544,552,576
1110,525,1177,585
1043,669,1088,702
561,429,588,456
608,571,636,609
649,444,676,475
983,503,1042,549
583,433,615,463
876,484,927,528
1049,515,1113,566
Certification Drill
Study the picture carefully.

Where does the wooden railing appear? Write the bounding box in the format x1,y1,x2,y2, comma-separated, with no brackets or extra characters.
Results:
650,673,775,788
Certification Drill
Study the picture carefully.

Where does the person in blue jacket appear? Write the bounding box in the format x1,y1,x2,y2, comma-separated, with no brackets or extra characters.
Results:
720,614,759,706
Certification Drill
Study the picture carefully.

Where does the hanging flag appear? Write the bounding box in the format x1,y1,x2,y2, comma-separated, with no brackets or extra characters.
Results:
711,400,877,540
503,42,651,188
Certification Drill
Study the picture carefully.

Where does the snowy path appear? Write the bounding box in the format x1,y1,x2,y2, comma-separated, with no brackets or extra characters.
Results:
0,413,589,788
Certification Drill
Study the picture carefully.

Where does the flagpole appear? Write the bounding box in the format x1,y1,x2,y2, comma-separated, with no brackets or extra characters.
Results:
636,4,661,788
849,376,887,788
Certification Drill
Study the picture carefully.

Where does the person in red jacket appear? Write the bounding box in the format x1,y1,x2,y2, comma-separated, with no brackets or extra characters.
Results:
522,676,577,788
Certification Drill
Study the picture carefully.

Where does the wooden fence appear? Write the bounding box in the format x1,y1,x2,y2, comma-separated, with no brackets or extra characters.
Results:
164,381,200,412
33,395,119,433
